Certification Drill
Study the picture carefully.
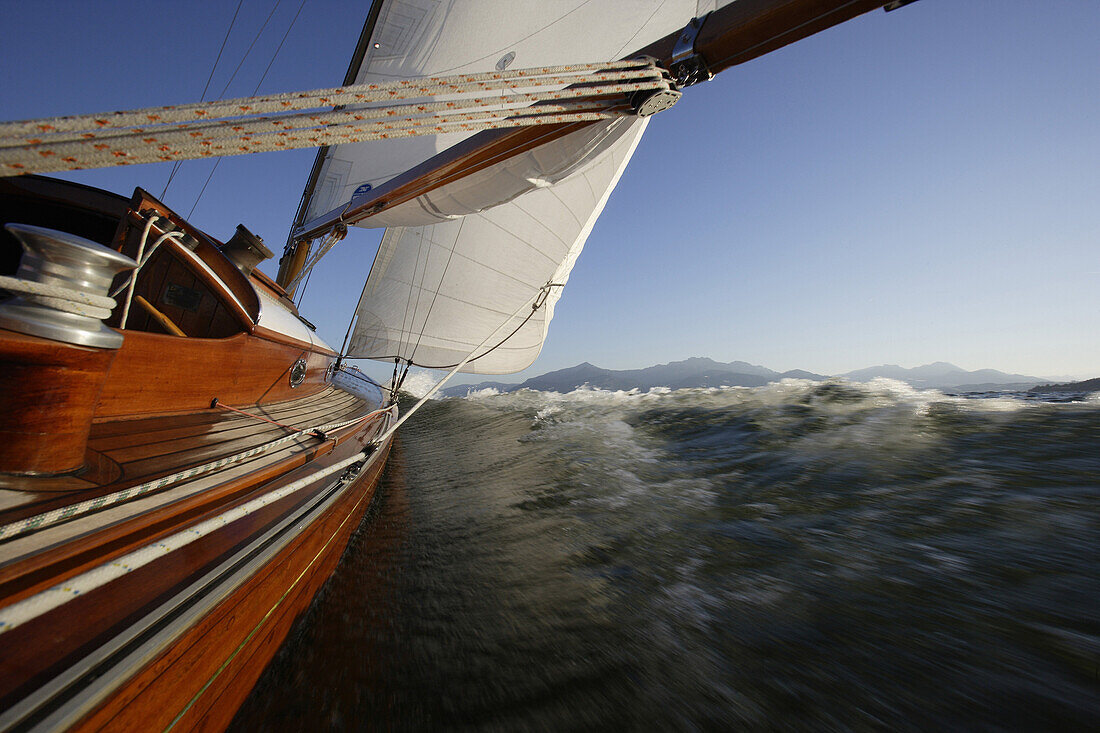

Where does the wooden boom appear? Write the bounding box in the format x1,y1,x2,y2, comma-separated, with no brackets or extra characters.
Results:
292,0,895,242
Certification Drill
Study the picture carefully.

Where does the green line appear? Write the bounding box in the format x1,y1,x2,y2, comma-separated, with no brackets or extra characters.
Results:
163,476,371,731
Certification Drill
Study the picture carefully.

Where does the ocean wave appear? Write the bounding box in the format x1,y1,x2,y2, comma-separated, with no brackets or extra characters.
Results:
250,371,1100,730
400,377,1100,541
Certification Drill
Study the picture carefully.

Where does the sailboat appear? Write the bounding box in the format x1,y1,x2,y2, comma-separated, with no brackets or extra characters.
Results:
0,0,912,728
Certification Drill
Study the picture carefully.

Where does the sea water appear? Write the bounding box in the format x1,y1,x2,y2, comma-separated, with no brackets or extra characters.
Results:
233,379,1099,730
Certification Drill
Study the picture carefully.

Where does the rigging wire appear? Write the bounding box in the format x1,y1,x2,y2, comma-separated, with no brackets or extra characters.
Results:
366,285,559,446
185,161,221,220
282,224,345,303
365,283,563,371
161,0,245,200
256,0,308,91
294,264,313,307
189,0,307,219
217,0,284,100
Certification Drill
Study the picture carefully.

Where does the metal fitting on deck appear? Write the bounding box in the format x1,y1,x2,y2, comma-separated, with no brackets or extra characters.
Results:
0,224,136,349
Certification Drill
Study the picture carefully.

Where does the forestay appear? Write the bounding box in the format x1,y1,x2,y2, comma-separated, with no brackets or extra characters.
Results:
312,1,730,374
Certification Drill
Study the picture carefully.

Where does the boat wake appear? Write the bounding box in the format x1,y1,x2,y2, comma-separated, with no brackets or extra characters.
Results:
236,379,1100,730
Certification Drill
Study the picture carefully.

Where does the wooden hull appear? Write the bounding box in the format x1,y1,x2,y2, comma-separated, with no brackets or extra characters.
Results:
0,176,399,729
74,437,393,732
0,363,397,730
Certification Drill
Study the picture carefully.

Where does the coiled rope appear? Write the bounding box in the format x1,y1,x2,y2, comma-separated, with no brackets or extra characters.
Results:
0,61,670,175
0,276,116,319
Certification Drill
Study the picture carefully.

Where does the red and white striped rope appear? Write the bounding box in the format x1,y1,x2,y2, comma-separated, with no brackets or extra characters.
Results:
0,97,627,168
8,86,636,150
0,62,669,174
0,60,657,139
0,108,630,174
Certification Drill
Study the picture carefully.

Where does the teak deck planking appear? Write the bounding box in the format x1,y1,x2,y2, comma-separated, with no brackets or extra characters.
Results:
0,379,394,727
72,438,393,732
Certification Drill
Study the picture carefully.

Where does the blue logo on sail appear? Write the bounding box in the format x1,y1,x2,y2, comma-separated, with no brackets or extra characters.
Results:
352,183,373,199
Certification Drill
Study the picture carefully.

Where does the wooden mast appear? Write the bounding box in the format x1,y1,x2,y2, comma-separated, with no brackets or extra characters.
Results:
276,0,387,292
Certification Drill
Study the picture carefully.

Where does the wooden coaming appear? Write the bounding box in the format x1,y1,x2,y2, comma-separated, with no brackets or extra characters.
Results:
73,436,393,732
0,383,394,728
0,313,336,478
0,330,118,475
94,330,333,419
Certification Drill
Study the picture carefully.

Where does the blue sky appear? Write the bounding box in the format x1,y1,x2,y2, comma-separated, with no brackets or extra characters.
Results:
2,1,1097,384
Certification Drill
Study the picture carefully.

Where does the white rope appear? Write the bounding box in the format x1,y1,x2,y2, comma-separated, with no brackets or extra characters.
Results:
0,407,390,543
0,433,391,634
119,229,188,328
3,78,654,151
0,275,116,320
117,216,157,327
0,60,658,139
0,105,633,174
0,62,670,174
9,89,636,152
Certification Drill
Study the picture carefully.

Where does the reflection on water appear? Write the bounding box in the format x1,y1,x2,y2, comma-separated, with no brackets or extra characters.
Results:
234,380,1100,729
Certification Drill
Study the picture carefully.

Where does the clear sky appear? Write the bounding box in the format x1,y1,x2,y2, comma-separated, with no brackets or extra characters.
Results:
2,1,1097,384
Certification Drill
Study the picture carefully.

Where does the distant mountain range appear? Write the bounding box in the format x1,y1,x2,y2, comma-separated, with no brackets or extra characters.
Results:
1028,377,1100,393
839,361,1050,391
441,358,1084,397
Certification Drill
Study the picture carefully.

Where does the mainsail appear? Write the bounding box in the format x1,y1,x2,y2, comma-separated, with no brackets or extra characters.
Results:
297,1,729,374
347,116,646,373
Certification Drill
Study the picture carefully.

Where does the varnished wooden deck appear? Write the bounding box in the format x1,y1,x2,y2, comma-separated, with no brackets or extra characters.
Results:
0,383,386,593
0,379,394,726
1,386,369,512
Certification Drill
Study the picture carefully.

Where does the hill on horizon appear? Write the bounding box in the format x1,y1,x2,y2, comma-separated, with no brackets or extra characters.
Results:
515,357,822,393
839,361,1048,390
439,357,1061,397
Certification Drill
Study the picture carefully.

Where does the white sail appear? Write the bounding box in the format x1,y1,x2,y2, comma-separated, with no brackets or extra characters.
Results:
346,116,646,373
302,0,724,226
312,1,728,374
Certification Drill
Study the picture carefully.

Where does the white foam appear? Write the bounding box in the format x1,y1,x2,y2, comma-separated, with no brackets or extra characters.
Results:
463,386,501,399
461,376,1051,419
398,369,444,399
